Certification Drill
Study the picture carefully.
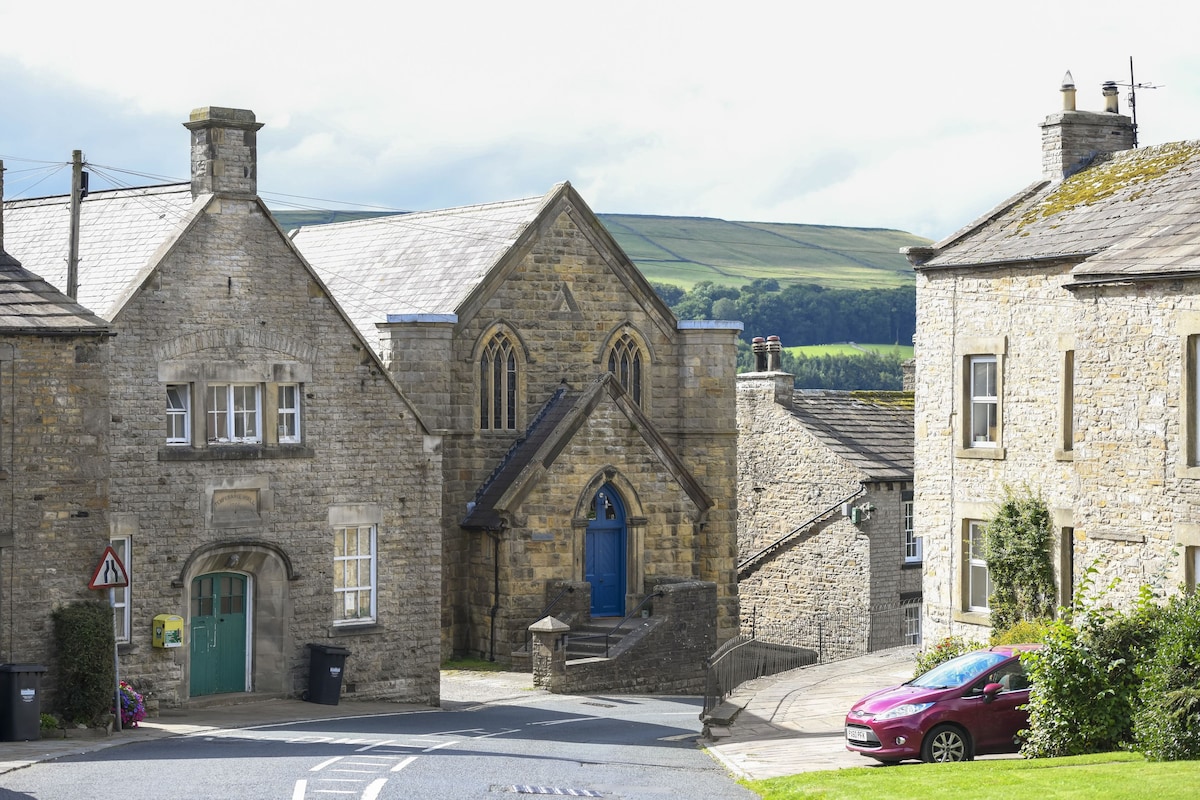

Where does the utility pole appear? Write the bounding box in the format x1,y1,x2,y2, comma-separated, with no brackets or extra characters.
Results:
68,150,87,300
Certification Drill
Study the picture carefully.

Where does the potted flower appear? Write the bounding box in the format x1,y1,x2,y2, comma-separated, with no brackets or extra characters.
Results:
114,681,147,728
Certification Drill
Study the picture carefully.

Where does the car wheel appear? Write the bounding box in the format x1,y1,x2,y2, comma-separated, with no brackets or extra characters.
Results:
921,724,971,763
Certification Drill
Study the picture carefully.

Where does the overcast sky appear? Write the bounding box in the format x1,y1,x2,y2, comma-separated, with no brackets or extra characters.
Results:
2,1,1198,242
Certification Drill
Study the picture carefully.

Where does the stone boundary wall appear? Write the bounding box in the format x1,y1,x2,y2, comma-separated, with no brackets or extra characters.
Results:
532,580,716,694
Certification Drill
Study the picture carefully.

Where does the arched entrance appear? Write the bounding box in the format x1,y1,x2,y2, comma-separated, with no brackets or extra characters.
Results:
585,484,627,616
189,572,249,696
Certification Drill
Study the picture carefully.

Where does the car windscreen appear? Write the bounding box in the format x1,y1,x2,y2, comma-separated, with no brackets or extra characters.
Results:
910,651,1010,689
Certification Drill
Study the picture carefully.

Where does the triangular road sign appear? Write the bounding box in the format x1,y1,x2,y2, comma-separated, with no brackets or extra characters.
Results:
89,545,129,589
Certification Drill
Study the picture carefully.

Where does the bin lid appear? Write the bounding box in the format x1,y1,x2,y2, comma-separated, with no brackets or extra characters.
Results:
306,643,351,655
0,664,48,673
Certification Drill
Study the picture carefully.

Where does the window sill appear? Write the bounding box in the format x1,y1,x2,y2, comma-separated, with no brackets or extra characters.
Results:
955,446,1006,460
1055,448,1074,462
159,445,315,461
901,560,923,570
1180,465,1200,480
952,609,992,627
330,622,380,635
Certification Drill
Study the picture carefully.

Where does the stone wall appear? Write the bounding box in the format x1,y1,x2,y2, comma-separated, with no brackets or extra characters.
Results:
532,580,716,694
380,197,740,664
0,334,111,696
736,374,918,658
106,200,443,705
914,262,1081,644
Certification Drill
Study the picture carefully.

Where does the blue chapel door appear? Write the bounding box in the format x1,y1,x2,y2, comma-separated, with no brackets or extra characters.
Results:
585,485,627,617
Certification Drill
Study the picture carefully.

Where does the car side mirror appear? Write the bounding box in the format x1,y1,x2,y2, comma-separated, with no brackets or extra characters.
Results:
982,682,1003,702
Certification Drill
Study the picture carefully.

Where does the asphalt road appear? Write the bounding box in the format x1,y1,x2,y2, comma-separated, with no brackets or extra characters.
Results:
0,692,756,800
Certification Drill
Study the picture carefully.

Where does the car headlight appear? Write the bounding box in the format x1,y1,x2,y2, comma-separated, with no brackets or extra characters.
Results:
874,702,934,721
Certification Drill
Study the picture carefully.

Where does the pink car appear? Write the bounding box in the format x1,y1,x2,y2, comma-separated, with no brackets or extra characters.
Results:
845,644,1040,763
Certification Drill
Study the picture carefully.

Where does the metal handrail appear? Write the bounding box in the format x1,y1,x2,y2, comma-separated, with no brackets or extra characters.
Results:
565,590,665,658
737,487,865,578
522,584,576,655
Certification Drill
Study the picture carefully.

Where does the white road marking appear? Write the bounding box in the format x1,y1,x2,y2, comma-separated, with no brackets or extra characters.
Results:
391,756,418,772
310,756,344,772
291,780,307,800
361,778,388,800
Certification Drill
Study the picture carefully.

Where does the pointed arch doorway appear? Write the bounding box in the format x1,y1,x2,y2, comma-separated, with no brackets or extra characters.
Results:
585,484,627,617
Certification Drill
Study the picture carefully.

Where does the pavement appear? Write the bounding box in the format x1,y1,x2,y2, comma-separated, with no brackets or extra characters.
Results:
0,649,919,782
702,646,919,780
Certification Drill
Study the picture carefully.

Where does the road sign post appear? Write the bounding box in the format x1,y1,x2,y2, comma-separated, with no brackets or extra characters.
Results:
89,547,128,732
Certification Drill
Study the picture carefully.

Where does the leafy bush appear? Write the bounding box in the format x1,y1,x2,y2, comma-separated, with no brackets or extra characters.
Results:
1021,572,1159,758
983,488,1057,631
913,636,974,678
1134,591,1200,761
51,601,116,726
990,618,1052,646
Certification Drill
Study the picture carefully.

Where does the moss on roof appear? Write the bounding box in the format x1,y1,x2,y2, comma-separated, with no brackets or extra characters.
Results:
1017,141,1200,231
847,390,915,409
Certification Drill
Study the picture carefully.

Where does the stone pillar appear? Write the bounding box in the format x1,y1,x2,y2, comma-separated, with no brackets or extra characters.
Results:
529,616,570,689
377,314,457,430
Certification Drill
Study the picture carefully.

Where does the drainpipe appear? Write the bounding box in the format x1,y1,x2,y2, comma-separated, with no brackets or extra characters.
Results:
486,527,504,662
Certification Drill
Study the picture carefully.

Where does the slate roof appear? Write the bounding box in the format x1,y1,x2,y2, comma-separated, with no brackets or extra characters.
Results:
788,390,913,482
3,184,198,320
289,188,558,342
463,384,578,529
915,140,1200,281
462,374,714,529
0,250,109,333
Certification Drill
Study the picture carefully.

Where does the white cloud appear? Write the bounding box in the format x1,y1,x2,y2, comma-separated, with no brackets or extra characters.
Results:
4,0,1200,240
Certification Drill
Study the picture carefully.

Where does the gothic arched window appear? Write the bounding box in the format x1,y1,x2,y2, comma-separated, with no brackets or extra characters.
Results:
607,333,644,406
480,332,518,430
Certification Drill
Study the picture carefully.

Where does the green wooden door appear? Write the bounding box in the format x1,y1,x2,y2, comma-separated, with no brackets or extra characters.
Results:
190,573,248,696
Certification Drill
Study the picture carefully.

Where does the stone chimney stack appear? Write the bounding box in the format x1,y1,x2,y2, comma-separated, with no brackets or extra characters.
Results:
184,107,264,200
1041,73,1135,182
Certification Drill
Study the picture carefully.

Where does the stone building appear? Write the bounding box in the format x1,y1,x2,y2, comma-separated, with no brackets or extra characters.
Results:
4,109,443,706
291,183,743,677
737,337,918,660
0,224,112,678
906,74,1200,642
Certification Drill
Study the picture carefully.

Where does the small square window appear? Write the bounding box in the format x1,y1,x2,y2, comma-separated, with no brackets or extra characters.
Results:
208,384,262,444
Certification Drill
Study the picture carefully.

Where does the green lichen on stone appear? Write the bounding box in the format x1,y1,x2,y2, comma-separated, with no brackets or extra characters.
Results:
1017,141,1200,231
849,390,914,408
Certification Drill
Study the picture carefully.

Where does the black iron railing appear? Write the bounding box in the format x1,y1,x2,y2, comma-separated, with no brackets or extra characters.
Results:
564,590,664,659
701,634,816,717
523,584,577,656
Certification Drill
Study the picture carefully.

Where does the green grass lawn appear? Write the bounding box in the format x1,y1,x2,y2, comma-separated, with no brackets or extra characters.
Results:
744,752,1200,799
787,343,914,359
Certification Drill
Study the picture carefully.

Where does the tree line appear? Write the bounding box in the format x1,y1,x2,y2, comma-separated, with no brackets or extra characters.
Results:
653,279,915,390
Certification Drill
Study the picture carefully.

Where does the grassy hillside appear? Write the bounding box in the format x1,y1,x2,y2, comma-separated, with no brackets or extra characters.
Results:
271,210,928,293
599,215,927,291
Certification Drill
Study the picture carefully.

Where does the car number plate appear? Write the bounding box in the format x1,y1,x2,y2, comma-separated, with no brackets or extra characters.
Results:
846,726,870,743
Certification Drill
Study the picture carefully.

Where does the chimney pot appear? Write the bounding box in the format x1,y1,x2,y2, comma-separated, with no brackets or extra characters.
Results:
765,335,782,372
752,336,768,372
1061,70,1077,111
1102,81,1120,113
